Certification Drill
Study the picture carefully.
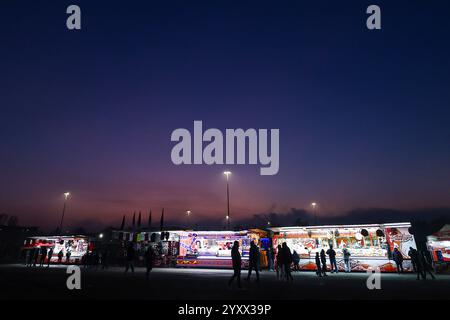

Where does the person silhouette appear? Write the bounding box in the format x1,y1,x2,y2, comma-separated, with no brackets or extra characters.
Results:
392,247,404,273
276,244,284,280
124,243,135,274
228,241,242,288
326,246,338,273
419,250,436,280
320,249,327,276
145,245,154,278
282,242,293,282
39,246,47,267
47,247,54,267
315,252,322,277
246,241,260,282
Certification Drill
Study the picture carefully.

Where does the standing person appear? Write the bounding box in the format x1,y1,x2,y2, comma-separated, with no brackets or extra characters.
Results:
292,250,300,272
25,250,31,267
320,249,328,276
342,247,351,273
408,247,418,273
47,247,54,267
392,248,404,273
65,250,71,264
420,250,436,280
282,242,293,282
40,246,48,267
228,241,242,288
145,245,154,278
326,246,338,273
124,243,135,274
33,247,39,267
315,252,322,277
276,244,284,280
246,241,260,282
57,249,64,264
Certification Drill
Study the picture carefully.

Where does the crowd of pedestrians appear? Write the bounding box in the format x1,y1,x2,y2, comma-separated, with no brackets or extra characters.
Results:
24,241,438,286
25,246,69,267
227,241,438,288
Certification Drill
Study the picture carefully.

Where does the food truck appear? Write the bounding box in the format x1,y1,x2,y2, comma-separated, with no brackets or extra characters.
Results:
269,222,416,272
22,235,90,264
176,229,268,268
427,224,450,273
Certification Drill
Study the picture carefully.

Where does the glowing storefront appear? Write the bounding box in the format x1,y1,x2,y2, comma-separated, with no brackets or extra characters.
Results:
269,222,416,272
427,224,450,273
176,229,267,268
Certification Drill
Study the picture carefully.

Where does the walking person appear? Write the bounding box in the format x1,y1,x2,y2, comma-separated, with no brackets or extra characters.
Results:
145,245,154,278
392,247,404,273
246,241,260,282
47,247,54,267
315,252,322,277
326,246,338,273
124,243,135,274
282,242,293,282
228,241,242,288
320,249,328,276
276,244,284,280
342,247,351,273
420,250,436,280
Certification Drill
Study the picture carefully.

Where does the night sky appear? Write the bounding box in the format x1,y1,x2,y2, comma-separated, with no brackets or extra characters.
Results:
1,1,449,230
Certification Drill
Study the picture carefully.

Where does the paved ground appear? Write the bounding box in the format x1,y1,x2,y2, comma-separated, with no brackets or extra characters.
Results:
0,264,449,300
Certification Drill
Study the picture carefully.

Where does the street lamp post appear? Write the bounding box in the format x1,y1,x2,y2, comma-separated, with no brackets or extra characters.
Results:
311,202,317,225
59,192,70,234
223,171,231,230
186,210,191,229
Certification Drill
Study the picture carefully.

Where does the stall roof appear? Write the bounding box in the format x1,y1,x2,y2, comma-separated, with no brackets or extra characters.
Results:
27,235,88,239
428,224,450,241
268,222,412,233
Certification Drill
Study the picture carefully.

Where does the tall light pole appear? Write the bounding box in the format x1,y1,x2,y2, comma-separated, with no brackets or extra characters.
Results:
311,202,317,225
186,210,191,229
223,171,231,230
59,192,70,234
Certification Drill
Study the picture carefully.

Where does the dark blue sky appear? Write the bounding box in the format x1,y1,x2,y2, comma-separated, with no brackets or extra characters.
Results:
1,1,449,230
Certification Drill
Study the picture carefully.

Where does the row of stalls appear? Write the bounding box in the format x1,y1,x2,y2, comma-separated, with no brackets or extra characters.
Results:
20,222,450,273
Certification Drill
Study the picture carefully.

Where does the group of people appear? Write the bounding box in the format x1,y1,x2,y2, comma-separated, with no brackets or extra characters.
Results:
313,246,343,277
123,242,155,278
82,250,109,269
391,247,436,280
25,247,70,267
229,242,438,287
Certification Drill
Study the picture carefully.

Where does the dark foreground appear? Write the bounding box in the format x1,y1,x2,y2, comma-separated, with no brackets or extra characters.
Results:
0,264,449,300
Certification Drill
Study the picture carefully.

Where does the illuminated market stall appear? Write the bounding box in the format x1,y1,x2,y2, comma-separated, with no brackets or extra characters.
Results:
269,222,416,272
176,229,268,268
22,235,90,264
427,224,450,273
